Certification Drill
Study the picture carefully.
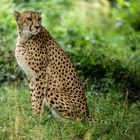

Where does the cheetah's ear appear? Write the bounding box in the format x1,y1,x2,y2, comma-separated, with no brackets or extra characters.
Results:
13,10,20,21
37,11,42,15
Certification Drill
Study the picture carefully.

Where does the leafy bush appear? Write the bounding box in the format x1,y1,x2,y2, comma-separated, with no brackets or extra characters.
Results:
0,0,140,100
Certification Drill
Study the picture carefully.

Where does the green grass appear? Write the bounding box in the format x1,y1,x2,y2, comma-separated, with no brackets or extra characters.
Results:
0,84,139,140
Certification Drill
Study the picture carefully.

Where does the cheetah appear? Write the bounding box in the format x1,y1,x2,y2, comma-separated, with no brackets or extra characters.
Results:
14,10,94,121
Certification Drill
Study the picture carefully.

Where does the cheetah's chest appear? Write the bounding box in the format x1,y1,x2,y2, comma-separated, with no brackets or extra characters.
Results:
15,45,36,80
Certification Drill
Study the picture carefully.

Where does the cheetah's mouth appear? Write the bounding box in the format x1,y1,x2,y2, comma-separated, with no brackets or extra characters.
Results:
31,31,40,35
29,28,40,35
30,31,39,35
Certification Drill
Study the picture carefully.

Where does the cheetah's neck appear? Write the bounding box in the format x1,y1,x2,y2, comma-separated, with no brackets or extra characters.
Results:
17,32,32,45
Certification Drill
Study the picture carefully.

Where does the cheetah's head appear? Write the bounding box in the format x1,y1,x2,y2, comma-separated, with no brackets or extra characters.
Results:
13,10,42,36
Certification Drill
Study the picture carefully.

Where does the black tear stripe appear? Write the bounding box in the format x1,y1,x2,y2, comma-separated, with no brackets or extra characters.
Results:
29,12,33,31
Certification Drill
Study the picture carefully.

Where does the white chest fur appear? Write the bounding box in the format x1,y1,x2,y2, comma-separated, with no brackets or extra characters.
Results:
15,42,36,81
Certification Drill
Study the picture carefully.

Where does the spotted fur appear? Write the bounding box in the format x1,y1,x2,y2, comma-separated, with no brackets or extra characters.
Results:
14,10,94,121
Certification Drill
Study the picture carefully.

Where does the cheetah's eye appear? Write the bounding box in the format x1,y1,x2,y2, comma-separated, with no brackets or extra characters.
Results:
38,18,41,21
26,17,32,21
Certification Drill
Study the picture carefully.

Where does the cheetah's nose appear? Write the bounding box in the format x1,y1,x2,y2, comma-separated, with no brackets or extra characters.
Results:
34,26,40,30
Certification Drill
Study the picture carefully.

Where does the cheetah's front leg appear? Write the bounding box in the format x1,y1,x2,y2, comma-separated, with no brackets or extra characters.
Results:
28,75,47,115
